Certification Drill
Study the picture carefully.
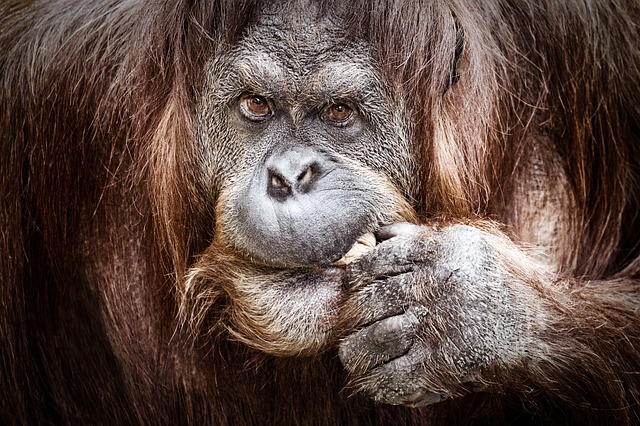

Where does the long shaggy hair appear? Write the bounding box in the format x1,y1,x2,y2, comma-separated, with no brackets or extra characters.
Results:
1,0,639,424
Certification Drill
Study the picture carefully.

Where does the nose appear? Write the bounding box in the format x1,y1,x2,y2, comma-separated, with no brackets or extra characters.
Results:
266,147,322,201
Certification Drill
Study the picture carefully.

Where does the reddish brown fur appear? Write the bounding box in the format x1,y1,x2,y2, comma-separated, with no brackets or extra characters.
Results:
1,0,639,424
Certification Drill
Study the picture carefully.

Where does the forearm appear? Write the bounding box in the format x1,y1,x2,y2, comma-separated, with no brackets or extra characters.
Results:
520,279,640,403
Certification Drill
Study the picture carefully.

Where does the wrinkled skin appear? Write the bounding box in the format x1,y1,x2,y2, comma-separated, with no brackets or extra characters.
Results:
190,0,545,401
3,0,640,423
339,223,543,406
182,0,638,417
188,2,418,355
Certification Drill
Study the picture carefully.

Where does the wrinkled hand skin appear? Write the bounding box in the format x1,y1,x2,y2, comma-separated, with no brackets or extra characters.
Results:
338,223,542,407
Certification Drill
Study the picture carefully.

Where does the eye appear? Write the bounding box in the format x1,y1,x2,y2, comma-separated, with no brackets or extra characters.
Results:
239,94,273,121
323,103,355,126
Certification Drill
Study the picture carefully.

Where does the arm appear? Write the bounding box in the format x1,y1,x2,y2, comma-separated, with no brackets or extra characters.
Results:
338,222,640,411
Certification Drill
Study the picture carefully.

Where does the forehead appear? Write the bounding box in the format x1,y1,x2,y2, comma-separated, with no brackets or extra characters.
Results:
225,2,377,101
244,2,352,60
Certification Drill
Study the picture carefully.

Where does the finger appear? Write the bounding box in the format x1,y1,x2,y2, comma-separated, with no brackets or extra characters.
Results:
344,242,414,290
365,347,449,407
341,274,414,327
339,313,418,374
375,222,425,241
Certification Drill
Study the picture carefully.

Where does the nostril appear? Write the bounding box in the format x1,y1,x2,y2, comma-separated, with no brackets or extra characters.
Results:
294,162,320,194
267,168,292,201
270,173,287,189
297,164,315,186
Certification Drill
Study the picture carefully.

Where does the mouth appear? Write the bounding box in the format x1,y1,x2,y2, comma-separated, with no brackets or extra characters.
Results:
332,231,377,267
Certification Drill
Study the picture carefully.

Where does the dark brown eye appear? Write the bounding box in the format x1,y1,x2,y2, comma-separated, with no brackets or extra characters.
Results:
324,103,354,125
239,95,273,121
